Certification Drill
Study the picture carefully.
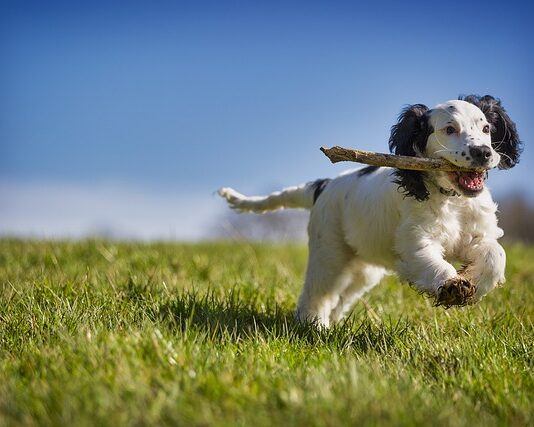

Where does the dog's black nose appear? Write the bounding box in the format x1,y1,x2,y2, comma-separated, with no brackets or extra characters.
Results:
469,145,492,166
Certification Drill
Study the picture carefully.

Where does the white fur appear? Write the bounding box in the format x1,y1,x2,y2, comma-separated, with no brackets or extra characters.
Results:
219,100,507,327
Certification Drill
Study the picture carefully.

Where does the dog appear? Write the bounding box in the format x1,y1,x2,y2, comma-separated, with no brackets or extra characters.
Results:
219,95,521,327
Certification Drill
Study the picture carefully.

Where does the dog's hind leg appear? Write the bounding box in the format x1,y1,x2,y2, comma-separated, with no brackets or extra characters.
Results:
329,262,386,324
296,240,355,328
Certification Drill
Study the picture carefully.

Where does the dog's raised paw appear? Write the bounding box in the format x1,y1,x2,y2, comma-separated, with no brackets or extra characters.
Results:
435,277,476,308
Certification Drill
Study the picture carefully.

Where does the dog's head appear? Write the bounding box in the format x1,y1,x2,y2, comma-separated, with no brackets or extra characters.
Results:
389,95,521,201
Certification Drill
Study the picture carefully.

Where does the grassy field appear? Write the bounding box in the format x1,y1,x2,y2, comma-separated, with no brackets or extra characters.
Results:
0,239,533,426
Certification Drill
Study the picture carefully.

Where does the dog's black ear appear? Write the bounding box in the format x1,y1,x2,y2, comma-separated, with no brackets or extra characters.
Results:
389,104,430,156
388,104,431,201
461,95,522,169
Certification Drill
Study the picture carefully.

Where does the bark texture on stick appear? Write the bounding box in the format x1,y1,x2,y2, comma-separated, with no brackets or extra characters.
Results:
320,146,486,173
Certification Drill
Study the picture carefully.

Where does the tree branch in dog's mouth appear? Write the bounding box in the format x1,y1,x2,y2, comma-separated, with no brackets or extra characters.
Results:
320,146,489,173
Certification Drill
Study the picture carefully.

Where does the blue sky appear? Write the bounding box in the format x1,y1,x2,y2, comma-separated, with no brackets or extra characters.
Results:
1,1,533,239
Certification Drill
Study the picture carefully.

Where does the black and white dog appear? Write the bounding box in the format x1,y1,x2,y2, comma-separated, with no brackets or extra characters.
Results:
219,95,521,327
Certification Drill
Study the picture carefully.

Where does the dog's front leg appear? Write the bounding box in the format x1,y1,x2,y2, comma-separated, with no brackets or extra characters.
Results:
394,229,475,306
458,239,506,302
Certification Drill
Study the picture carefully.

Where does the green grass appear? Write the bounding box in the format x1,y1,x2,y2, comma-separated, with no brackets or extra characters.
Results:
0,239,533,426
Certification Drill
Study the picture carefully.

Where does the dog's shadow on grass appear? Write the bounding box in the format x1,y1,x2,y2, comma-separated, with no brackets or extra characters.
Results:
157,290,406,353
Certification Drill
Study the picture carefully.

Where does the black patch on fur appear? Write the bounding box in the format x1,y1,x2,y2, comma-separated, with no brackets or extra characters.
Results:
312,178,331,204
460,94,522,169
392,170,429,201
388,104,432,201
358,165,380,176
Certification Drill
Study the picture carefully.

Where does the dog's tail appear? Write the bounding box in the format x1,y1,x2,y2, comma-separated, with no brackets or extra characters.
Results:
218,179,330,213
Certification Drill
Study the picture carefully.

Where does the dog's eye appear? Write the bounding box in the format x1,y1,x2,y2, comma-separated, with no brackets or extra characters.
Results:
445,126,457,135
482,125,490,134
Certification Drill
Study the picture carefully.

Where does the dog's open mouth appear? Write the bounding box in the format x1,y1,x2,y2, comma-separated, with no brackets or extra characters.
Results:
448,171,486,195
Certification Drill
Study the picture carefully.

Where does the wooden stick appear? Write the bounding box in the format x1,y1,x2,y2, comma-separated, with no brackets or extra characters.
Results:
320,146,486,173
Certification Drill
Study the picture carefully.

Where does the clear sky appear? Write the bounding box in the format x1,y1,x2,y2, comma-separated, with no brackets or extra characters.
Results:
1,0,533,240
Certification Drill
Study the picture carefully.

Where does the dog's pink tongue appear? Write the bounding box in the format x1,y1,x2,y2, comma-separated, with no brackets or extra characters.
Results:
459,172,484,191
